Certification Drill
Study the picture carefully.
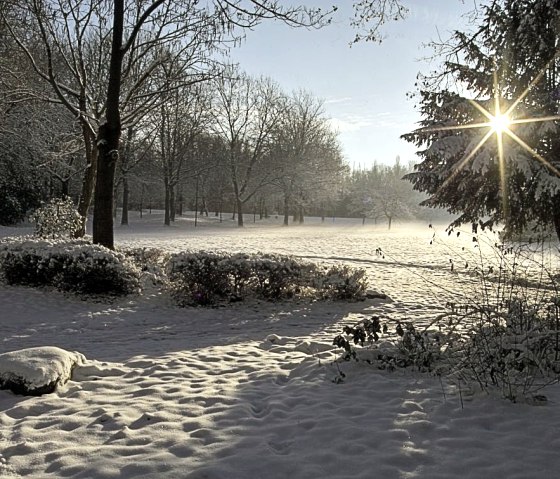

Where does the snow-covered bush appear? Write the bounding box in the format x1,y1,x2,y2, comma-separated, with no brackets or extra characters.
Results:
0,237,141,296
30,197,82,238
167,251,234,306
167,251,368,306
446,297,560,402
223,253,254,297
122,247,169,273
249,254,308,299
333,237,560,402
314,264,369,300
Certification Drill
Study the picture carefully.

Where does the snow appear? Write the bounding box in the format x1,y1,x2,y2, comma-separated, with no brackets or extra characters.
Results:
0,347,85,396
1,213,560,478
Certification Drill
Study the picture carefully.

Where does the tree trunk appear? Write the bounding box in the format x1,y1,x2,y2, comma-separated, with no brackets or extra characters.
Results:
170,186,176,222
112,179,120,219
139,184,144,218
61,179,69,197
121,176,129,225
94,123,120,249
164,182,171,226
92,0,124,249
388,215,392,230
283,193,290,226
237,197,244,227
298,206,304,224
75,139,97,237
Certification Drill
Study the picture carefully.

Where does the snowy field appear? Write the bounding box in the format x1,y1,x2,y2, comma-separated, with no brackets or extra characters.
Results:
1,212,560,478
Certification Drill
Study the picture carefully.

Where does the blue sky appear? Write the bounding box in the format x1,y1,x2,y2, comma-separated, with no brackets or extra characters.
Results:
228,1,475,168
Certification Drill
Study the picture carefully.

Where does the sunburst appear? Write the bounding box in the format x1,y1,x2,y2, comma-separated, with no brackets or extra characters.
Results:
419,63,560,219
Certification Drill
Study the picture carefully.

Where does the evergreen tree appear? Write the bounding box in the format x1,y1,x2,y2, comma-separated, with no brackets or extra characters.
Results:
403,0,560,240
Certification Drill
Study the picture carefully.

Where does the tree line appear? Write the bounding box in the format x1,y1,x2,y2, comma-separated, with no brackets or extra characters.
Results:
0,0,430,236
0,0,417,246
6,1,555,243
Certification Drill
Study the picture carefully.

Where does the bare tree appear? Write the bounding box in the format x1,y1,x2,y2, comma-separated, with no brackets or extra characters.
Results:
2,0,228,244
2,0,408,246
212,70,285,226
350,0,409,43
269,90,337,225
154,81,211,225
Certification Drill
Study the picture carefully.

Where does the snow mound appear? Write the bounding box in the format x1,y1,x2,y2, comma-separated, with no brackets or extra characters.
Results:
0,346,86,396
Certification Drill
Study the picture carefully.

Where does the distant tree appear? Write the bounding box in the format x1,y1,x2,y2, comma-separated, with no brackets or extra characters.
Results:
270,90,332,225
294,129,347,224
403,0,560,240
1,0,411,242
188,135,231,219
212,71,285,227
153,81,211,226
348,158,422,228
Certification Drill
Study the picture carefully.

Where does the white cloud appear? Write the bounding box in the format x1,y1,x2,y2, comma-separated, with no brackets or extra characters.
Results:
328,112,413,133
327,117,373,132
324,96,353,105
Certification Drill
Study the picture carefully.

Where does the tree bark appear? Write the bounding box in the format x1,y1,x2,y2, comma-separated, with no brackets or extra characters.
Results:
283,193,290,226
92,0,124,249
164,182,171,226
94,122,120,248
170,186,176,222
75,133,97,237
237,197,244,227
61,179,69,197
120,176,129,225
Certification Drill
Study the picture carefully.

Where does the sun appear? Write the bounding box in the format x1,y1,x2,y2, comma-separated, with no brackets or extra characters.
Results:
420,67,560,205
489,112,511,134
415,63,560,224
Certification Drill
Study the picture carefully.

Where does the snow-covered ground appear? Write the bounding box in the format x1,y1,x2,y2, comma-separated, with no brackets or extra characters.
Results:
1,212,560,478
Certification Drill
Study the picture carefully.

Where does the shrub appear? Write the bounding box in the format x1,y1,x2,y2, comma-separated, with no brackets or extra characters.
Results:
0,237,141,296
249,254,307,299
332,234,560,402
446,297,560,401
54,244,141,295
314,264,369,300
30,197,83,239
121,247,169,288
166,251,369,306
222,253,254,298
167,251,234,306
0,247,54,287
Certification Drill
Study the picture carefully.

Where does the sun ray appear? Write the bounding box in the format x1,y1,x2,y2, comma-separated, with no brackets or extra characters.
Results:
510,115,560,125
496,125,508,217
468,98,495,122
505,51,560,117
439,128,495,192
419,122,492,133
504,128,560,177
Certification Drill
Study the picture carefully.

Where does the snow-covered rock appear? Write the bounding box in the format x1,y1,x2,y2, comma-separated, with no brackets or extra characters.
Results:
0,346,86,396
